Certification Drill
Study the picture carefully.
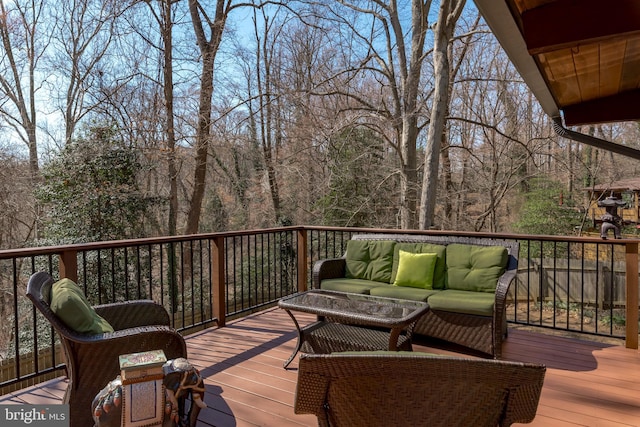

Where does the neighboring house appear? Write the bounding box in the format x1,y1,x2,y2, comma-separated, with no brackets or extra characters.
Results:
586,178,640,227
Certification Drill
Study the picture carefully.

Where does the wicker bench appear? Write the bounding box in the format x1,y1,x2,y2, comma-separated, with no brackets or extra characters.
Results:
295,352,545,426
312,234,519,358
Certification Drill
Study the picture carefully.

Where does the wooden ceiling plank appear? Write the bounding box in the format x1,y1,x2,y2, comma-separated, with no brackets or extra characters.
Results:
521,0,640,54
599,39,626,96
572,44,600,103
620,37,640,91
537,49,581,106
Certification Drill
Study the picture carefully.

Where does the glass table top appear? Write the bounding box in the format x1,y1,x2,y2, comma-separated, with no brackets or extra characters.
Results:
278,290,428,324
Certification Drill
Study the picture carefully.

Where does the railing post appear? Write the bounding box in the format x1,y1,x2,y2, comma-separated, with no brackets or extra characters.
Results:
625,242,639,349
59,250,78,282
212,236,226,327
297,229,308,292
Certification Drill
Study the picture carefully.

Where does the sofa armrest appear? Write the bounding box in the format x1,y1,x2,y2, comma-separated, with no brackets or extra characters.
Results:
494,269,516,315
312,258,346,288
493,251,519,358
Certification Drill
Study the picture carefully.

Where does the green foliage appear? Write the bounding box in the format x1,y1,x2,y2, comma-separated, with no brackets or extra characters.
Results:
315,126,393,226
512,178,582,236
35,124,161,243
201,191,229,232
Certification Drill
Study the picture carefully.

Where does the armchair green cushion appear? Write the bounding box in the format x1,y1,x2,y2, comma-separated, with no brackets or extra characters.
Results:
50,278,114,334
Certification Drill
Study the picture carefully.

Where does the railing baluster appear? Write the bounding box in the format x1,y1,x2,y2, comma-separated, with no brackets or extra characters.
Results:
580,243,585,332
297,229,308,292
625,242,639,349
12,258,19,381
212,236,225,327
111,247,116,302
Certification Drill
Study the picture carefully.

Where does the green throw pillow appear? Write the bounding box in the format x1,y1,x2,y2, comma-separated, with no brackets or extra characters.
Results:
446,244,508,292
50,278,114,334
393,251,437,289
391,243,447,289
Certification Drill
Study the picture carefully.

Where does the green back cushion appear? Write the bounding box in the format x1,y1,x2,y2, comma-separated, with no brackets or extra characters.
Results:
50,278,114,334
393,251,437,289
446,244,508,292
345,240,396,282
391,243,447,289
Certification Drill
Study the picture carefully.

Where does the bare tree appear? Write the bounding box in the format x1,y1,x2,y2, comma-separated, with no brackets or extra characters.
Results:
246,7,288,223
419,0,465,229
185,0,232,234
159,0,180,236
445,32,543,232
0,151,34,248
49,0,120,145
307,0,434,229
0,0,50,179
133,0,181,236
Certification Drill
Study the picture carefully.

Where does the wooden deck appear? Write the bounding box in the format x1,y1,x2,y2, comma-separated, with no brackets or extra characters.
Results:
1,307,639,426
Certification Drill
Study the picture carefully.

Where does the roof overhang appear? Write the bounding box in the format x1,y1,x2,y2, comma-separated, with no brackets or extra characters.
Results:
474,0,640,127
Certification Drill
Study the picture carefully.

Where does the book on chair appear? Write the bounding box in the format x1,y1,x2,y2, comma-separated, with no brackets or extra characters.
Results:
118,349,167,384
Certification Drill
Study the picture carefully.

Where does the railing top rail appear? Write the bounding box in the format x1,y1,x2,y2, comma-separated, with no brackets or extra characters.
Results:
0,227,304,259
1,226,639,258
302,226,640,245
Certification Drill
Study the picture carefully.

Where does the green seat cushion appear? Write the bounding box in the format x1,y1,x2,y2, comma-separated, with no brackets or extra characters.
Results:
50,278,114,334
446,244,508,292
392,251,437,289
320,278,381,294
426,290,495,316
369,285,439,302
391,243,447,289
345,240,396,283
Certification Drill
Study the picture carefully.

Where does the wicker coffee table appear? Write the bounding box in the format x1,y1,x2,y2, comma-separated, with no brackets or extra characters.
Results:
278,290,429,368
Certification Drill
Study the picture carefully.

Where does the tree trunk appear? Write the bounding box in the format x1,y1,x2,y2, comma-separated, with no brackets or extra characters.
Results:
441,132,452,229
399,121,419,229
185,50,215,234
185,0,226,234
397,0,431,229
161,0,178,237
419,0,465,229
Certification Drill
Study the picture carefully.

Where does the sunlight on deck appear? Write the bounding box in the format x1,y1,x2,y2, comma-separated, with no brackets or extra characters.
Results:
1,308,639,426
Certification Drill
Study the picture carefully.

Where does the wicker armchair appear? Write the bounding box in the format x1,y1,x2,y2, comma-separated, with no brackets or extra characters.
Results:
27,271,188,427
295,352,546,427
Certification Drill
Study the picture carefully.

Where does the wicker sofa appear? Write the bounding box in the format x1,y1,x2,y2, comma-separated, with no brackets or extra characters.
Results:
312,234,519,358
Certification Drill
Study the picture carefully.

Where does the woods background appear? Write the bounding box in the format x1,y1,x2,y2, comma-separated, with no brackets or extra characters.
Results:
1,0,639,250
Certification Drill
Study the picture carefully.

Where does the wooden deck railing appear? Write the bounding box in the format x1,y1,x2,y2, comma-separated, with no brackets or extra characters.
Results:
0,226,638,393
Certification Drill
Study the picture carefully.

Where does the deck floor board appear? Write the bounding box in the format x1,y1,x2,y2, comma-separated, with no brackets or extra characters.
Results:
1,307,638,426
